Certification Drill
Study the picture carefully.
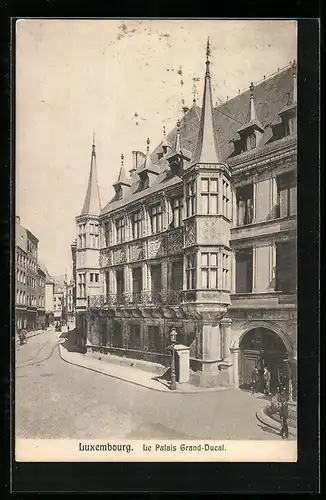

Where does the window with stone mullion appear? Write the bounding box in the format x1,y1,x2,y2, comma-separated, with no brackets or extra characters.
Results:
201,252,218,289
201,178,218,215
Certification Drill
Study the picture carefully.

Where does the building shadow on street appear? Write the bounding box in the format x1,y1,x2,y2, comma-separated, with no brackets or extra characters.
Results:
60,329,85,353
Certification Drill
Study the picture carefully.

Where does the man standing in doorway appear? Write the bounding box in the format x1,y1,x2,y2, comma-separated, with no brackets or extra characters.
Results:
263,366,271,395
251,366,260,394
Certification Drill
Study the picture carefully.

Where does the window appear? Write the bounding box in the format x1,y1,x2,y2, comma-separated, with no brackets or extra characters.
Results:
275,241,296,293
132,210,142,239
95,273,99,283
276,171,296,218
116,269,124,299
147,325,161,352
236,184,254,226
201,252,218,289
171,197,183,228
132,267,142,301
78,273,86,297
222,253,230,290
150,204,163,234
186,181,196,217
90,273,94,282
104,222,111,246
171,259,183,291
235,248,253,293
248,133,256,150
151,264,162,293
186,254,196,290
128,325,141,350
78,223,86,248
282,115,296,137
116,217,125,243
201,178,218,214
89,223,99,248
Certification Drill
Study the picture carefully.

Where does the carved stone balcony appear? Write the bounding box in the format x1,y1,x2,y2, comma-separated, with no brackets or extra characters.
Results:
105,289,183,308
88,295,106,308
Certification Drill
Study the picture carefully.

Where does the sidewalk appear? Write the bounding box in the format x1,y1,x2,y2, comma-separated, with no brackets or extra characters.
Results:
15,327,54,343
59,344,229,394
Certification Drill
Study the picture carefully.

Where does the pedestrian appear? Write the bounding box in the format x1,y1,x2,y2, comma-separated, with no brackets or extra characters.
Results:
263,366,271,395
279,390,289,439
251,366,260,394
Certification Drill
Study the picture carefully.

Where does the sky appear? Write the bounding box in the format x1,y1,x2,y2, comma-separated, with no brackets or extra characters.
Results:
16,19,297,277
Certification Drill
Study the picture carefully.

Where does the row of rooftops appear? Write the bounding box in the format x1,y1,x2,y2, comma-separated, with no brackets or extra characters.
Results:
77,40,297,220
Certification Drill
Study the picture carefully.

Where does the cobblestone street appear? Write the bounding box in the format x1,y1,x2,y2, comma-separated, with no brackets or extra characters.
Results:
15,330,288,441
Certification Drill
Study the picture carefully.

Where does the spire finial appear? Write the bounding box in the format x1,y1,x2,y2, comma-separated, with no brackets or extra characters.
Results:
146,138,150,153
192,76,199,103
249,82,256,122
92,130,96,155
121,153,124,166
163,125,166,137
206,37,211,62
177,119,181,132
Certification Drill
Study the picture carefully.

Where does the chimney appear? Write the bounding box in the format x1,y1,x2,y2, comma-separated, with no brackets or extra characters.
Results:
16,216,20,224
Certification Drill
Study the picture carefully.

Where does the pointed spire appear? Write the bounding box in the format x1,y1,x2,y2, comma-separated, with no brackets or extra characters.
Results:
175,119,182,153
191,37,222,165
80,134,101,216
114,153,131,188
137,138,160,176
248,82,257,122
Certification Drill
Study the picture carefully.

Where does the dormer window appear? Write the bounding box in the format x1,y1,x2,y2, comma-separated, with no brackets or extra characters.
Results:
139,173,149,191
282,114,296,137
248,132,256,150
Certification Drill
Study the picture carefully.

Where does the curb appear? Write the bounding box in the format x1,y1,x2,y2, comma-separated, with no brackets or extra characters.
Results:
15,329,51,344
58,345,230,394
256,408,297,438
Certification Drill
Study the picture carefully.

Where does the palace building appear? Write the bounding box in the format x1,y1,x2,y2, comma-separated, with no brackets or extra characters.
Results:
74,42,297,392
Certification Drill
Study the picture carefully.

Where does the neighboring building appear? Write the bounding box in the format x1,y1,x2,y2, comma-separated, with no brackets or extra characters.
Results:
74,43,297,393
53,281,64,324
36,262,46,329
15,216,43,331
45,273,55,327
66,280,76,327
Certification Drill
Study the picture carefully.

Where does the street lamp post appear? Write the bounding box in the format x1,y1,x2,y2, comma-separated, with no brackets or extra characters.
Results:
170,328,177,391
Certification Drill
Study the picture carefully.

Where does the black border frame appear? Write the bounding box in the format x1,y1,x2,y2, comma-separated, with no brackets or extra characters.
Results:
3,11,320,495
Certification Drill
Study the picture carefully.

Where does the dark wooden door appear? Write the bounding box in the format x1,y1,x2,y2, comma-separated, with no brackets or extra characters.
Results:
239,349,262,389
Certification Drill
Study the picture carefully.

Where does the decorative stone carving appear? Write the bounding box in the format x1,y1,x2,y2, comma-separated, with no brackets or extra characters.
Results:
246,309,297,321
113,246,127,264
99,249,112,267
168,228,183,254
148,236,166,258
185,219,196,246
130,242,145,262
200,217,220,242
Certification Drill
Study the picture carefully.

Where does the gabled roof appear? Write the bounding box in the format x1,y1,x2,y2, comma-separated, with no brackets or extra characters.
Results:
101,65,294,216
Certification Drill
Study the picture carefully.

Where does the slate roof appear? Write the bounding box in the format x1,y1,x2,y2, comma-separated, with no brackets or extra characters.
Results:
101,65,295,216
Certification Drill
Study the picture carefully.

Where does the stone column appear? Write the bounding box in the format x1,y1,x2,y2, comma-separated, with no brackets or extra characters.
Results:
252,173,259,222
217,173,222,215
268,240,276,291
232,188,237,226
218,251,223,290
252,245,258,293
230,251,236,294
231,348,240,388
270,172,278,219
142,262,149,291
161,260,168,295
220,318,232,361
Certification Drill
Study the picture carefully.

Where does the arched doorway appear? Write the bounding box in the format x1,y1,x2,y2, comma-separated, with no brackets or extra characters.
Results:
239,327,288,394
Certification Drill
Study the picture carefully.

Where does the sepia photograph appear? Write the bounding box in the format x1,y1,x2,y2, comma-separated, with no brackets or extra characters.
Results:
15,19,297,462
